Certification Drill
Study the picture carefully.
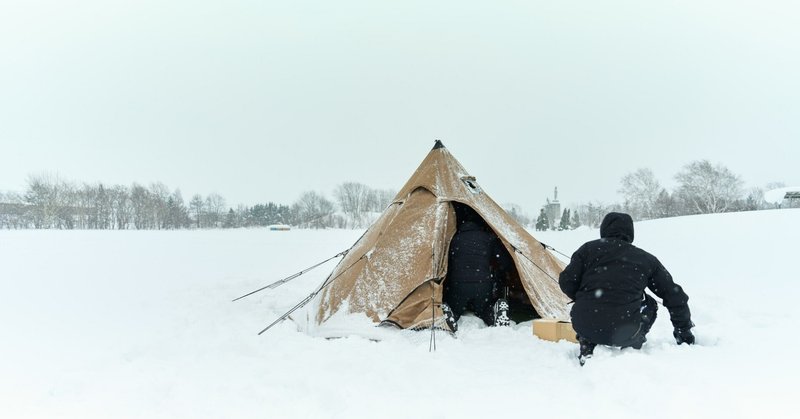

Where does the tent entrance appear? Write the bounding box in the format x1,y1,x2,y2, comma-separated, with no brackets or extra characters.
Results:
501,255,540,323
447,202,540,323
493,235,540,323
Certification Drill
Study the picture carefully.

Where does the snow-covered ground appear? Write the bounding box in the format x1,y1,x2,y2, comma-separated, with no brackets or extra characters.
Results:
1,209,798,418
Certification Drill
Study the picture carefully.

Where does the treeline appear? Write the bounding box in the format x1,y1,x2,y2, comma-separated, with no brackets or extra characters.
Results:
538,160,785,230
0,175,396,230
1,160,789,231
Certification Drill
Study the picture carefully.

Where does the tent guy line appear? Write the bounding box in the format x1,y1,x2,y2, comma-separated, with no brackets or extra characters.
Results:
539,242,572,261
256,253,368,335
231,249,349,302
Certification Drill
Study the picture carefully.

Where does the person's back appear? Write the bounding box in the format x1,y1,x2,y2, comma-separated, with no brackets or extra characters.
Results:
447,220,499,283
559,212,695,362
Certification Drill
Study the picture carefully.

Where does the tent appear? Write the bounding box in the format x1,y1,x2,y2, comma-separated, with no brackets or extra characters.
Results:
313,141,570,331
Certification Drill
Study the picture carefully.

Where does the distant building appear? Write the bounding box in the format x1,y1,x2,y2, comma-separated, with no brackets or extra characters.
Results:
764,187,800,209
543,187,561,229
785,191,800,208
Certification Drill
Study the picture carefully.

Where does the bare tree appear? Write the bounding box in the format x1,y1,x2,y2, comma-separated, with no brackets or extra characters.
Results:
335,182,371,228
24,175,52,228
734,187,767,211
293,191,335,229
54,181,77,229
189,194,204,228
95,183,113,229
576,201,619,228
765,181,786,190
0,191,28,229
0,192,8,228
110,185,131,229
619,168,662,220
130,183,153,229
205,193,226,228
504,203,531,227
372,189,397,212
24,173,75,229
149,183,171,229
674,160,743,214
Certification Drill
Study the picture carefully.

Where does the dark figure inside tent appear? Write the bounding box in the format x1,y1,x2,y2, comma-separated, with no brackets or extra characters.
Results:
558,212,695,365
442,203,517,331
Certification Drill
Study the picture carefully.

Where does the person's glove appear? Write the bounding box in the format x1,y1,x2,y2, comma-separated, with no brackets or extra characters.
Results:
673,327,695,345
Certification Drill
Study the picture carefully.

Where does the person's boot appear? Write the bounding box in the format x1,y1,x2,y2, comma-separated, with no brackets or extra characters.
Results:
578,337,596,366
493,299,510,327
441,303,457,332
629,335,646,350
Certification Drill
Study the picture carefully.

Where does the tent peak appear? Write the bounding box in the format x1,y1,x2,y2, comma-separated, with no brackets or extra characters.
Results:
432,140,446,150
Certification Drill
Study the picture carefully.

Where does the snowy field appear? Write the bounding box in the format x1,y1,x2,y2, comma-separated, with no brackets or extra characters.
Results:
2,209,798,418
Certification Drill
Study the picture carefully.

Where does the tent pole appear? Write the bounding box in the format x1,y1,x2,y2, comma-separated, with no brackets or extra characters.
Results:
429,292,437,352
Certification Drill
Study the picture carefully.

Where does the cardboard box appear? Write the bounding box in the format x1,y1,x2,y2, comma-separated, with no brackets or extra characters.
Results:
532,319,578,343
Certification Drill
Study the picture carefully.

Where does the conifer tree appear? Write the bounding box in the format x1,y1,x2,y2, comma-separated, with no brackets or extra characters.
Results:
223,208,237,228
535,209,549,231
570,210,581,229
559,208,571,230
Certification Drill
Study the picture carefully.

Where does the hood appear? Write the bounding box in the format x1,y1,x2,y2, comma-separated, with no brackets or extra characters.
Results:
600,212,634,243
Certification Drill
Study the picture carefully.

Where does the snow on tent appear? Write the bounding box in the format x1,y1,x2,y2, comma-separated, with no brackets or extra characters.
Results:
308,140,571,332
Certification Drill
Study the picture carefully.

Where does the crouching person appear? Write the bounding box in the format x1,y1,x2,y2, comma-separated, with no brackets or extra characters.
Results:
442,204,513,331
558,212,695,365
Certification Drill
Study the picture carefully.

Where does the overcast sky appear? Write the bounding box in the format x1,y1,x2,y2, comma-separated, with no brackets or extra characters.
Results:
1,0,798,212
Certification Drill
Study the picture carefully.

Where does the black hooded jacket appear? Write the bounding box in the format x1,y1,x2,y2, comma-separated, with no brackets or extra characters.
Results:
558,212,692,346
447,220,510,283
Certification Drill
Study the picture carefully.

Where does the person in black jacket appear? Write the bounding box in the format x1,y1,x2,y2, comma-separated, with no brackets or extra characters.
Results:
443,204,513,330
559,212,695,364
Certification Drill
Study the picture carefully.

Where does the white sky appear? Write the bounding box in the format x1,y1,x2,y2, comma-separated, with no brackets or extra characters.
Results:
1,0,798,213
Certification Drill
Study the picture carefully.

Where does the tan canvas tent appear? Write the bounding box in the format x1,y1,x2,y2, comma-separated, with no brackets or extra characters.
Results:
313,141,570,331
